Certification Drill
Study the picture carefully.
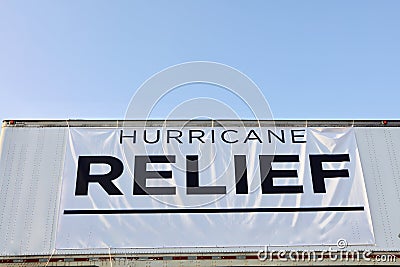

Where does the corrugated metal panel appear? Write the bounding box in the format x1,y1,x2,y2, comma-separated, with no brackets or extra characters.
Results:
355,128,400,250
0,120,399,257
0,127,67,255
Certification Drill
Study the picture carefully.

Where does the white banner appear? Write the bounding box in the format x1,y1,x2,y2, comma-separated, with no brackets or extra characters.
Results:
56,126,374,249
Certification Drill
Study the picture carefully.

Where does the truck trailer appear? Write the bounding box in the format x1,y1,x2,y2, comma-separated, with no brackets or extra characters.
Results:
0,119,399,266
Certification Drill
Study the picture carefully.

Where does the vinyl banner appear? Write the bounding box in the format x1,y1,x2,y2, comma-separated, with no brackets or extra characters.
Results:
56,126,374,249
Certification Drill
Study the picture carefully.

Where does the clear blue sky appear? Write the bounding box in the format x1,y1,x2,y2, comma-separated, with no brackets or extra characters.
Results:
1,1,399,120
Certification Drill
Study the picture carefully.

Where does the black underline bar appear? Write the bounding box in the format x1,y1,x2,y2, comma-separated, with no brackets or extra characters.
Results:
64,206,364,215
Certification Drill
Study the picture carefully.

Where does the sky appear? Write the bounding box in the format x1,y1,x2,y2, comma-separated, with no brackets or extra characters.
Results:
0,1,400,121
